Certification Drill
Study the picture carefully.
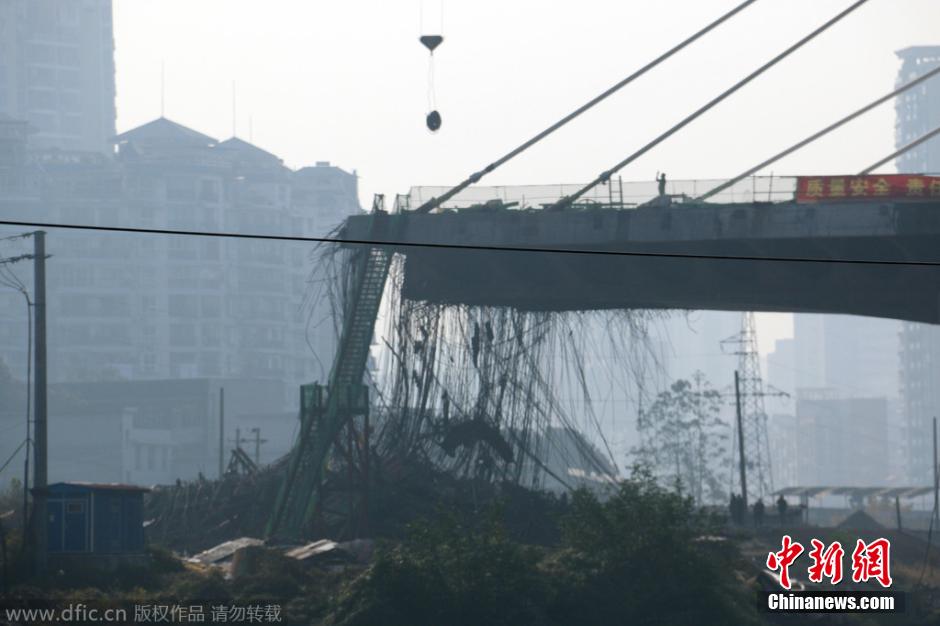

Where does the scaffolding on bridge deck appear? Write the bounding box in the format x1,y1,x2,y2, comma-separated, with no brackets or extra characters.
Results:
408,176,798,212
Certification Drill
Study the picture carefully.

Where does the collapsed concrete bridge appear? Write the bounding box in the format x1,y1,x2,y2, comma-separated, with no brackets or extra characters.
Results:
271,180,940,540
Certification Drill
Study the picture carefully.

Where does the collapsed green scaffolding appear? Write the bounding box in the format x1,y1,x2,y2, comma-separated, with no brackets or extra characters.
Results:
268,209,668,540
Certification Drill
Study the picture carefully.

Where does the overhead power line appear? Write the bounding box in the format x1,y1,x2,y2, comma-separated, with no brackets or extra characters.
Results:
553,0,871,210
699,62,940,200
0,439,28,475
414,0,762,213
3,218,940,268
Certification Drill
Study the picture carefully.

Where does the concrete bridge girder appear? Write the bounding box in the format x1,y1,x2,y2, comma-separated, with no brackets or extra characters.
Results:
342,200,940,324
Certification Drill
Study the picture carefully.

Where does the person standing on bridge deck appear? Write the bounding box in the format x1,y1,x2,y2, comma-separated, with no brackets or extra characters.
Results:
656,172,667,197
776,494,788,521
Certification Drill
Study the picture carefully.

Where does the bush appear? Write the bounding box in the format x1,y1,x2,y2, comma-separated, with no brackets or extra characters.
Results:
327,508,549,626
549,469,757,625
161,569,231,604
230,546,305,601
326,471,761,626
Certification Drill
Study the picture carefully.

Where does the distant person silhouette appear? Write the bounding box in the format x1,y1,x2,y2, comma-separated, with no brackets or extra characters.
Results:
753,498,765,527
657,172,667,197
777,495,788,520
730,493,744,525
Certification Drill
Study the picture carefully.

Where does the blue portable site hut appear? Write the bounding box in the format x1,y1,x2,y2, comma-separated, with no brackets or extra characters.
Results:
38,482,149,555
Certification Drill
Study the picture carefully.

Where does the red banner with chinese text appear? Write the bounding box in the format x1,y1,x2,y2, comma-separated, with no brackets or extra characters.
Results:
796,175,940,203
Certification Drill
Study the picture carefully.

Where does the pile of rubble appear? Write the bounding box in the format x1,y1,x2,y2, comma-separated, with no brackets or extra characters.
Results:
144,464,283,554
144,453,568,557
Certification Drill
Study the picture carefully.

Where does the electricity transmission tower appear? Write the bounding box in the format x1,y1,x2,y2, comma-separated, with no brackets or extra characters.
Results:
721,312,785,503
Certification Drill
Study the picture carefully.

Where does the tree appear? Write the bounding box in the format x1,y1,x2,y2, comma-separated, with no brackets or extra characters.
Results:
325,473,762,626
633,371,728,504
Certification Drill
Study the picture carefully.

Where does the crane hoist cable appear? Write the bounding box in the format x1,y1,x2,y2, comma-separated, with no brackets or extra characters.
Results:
697,62,940,201
414,0,762,213
551,0,871,211
420,0,444,132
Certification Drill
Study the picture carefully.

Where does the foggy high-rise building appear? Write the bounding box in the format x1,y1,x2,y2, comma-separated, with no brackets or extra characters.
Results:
0,0,116,153
778,47,940,486
0,116,361,401
768,316,903,488
793,391,890,488
896,46,940,485
0,0,363,483
775,47,940,485
788,314,899,401
0,115,362,483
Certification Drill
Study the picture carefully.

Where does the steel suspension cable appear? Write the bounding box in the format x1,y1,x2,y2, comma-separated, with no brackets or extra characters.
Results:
698,62,940,200
860,122,940,175
553,0,871,210
414,0,762,213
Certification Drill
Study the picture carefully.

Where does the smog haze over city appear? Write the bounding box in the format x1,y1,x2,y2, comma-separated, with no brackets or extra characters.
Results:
1,1,940,623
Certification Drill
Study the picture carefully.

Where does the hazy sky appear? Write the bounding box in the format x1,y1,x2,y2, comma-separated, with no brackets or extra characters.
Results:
111,0,940,352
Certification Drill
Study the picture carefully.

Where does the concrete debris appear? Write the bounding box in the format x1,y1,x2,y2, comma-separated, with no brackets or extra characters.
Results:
187,537,264,566
285,538,374,565
285,539,340,561
284,539,375,564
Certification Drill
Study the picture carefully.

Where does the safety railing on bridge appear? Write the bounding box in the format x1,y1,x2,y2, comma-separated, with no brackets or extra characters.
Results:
408,176,798,211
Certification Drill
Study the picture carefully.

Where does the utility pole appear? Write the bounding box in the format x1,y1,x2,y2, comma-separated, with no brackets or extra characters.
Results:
218,388,225,479
734,370,748,512
721,313,786,502
32,231,47,572
933,417,938,523
0,246,34,533
249,427,267,465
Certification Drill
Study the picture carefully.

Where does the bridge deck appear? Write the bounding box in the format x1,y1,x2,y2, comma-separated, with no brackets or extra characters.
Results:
342,199,940,323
